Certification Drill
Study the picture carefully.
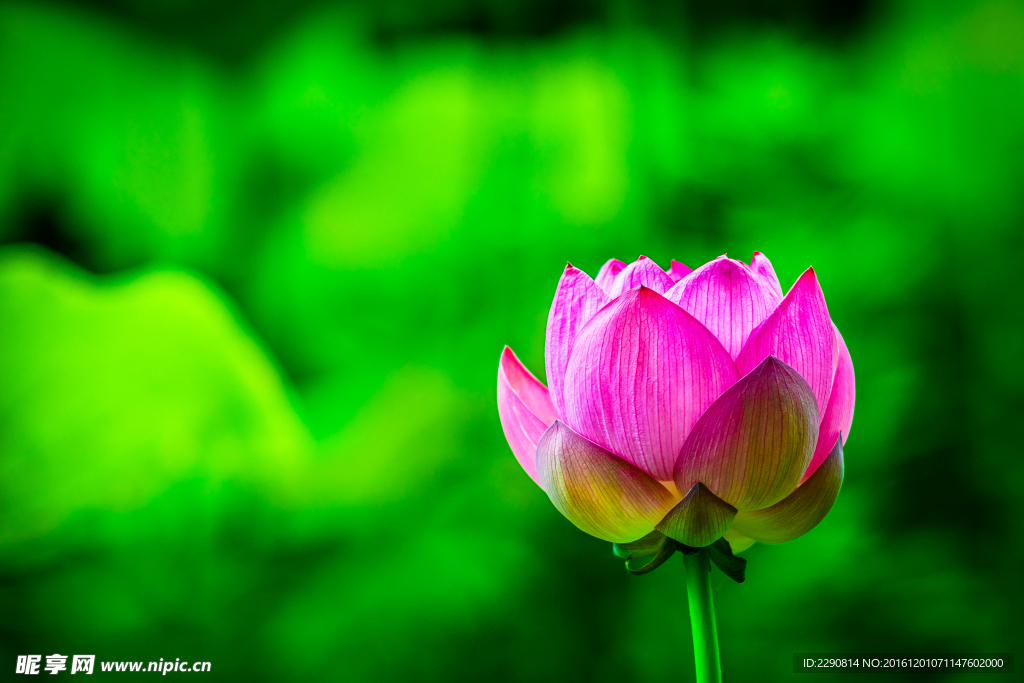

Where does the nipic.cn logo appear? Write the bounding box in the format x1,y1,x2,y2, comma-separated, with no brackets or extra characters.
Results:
15,655,92,675
15,655,212,675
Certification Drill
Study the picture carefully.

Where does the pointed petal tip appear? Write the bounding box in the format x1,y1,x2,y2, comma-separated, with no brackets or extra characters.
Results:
498,345,558,426
717,257,751,273
749,251,784,301
618,284,656,302
736,264,834,412
655,481,737,548
754,354,794,375
665,256,782,359
499,345,516,372
606,257,676,296
499,346,517,376
545,265,610,417
673,350,818,511
634,284,667,299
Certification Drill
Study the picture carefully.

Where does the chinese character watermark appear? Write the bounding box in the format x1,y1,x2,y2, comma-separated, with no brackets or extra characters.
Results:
44,655,67,675
70,656,95,675
16,656,41,675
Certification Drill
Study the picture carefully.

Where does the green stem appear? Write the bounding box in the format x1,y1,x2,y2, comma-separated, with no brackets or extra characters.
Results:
683,548,722,683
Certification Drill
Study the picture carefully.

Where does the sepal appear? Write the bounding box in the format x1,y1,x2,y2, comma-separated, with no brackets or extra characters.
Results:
655,482,737,548
625,537,677,575
707,538,746,583
612,530,679,575
611,531,748,582
612,529,665,559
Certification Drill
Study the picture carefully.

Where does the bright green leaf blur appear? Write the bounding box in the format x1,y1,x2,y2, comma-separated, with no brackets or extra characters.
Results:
1,0,1021,680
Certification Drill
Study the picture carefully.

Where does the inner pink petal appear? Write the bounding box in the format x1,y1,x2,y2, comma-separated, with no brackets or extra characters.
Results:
669,260,693,282
595,258,626,295
750,252,784,300
608,256,676,297
562,287,739,481
665,256,780,360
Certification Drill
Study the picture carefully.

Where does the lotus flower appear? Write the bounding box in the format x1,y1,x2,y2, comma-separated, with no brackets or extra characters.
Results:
497,253,854,560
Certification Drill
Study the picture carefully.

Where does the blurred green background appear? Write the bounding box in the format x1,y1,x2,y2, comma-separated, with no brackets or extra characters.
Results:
0,0,1021,680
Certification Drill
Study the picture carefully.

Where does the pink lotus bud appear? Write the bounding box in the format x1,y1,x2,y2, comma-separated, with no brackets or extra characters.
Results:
497,254,854,555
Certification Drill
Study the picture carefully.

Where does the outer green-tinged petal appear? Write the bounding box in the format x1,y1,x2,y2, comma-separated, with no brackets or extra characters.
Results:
673,356,818,511
536,421,676,543
497,346,557,485
731,435,844,543
656,482,737,547
723,527,756,554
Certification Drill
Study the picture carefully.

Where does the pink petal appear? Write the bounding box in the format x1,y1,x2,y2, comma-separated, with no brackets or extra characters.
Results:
544,265,610,418
608,256,676,297
664,256,782,360
536,421,676,543
804,325,855,482
673,356,819,511
563,287,739,481
735,267,836,414
497,346,558,485
750,251,784,300
595,258,626,294
669,260,693,282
